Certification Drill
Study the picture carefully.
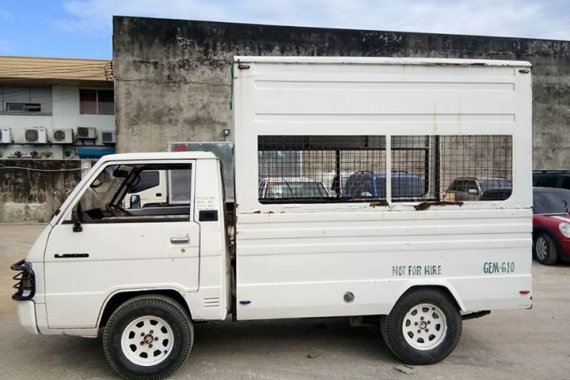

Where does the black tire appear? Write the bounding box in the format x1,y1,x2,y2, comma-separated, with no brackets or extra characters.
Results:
534,232,559,265
382,288,461,365
102,295,194,380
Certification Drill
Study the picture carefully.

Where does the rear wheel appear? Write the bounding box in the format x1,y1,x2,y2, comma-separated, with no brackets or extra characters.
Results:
103,295,193,380
534,233,559,265
381,288,461,365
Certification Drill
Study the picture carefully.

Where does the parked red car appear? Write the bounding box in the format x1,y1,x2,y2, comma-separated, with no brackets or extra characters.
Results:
533,187,570,264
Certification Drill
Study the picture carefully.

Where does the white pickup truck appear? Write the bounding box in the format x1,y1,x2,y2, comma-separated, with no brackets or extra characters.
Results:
12,57,533,380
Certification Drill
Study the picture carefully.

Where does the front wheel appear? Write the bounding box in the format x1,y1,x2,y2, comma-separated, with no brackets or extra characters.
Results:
381,288,462,365
103,295,194,380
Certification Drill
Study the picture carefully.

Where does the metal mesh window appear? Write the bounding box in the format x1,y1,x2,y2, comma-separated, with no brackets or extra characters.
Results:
438,135,512,202
258,136,386,203
258,135,512,204
391,135,512,202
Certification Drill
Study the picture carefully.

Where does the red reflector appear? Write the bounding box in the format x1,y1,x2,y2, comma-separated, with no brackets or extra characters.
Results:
172,144,187,152
519,290,530,295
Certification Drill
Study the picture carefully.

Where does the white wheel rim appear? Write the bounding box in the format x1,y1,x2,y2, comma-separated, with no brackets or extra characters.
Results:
536,237,548,261
121,316,174,367
402,303,447,351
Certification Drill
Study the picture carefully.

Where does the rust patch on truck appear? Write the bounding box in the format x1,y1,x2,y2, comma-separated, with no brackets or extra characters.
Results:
414,201,464,211
369,200,389,208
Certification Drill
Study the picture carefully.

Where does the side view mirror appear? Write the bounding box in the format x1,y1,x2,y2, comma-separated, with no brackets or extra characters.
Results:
467,189,479,195
130,195,141,209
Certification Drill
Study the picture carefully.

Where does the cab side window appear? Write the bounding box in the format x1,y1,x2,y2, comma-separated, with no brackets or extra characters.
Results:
72,163,192,224
130,171,160,193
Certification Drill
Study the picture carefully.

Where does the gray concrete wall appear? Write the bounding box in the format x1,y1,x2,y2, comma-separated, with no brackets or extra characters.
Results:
113,16,570,169
0,160,82,222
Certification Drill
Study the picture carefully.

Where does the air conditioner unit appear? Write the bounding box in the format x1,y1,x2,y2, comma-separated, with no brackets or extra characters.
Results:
0,128,13,144
6,103,41,113
77,127,97,139
101,131,116,144
52,129,74,144
24,127,48,144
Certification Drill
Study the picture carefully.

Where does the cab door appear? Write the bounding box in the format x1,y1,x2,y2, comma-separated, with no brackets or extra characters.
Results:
43,161,199,329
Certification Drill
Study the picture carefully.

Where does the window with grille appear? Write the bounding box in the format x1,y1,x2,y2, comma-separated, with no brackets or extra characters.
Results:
257,135,512,204
437,135,512,202
258,136,386,203
1,86,52,114
80,89,114,115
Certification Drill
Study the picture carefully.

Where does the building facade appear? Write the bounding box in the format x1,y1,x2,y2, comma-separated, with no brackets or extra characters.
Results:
0,56,115,160
113,16,570,169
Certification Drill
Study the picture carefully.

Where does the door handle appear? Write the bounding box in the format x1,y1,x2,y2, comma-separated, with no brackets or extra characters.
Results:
54,253,89,258
170,236,189,244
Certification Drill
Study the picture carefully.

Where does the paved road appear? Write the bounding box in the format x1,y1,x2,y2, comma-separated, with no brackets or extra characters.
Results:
1,224,569,380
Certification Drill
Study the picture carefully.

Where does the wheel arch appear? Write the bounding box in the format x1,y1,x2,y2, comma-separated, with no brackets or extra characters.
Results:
97,289,192,330
389,283,465,315
533,227,552,240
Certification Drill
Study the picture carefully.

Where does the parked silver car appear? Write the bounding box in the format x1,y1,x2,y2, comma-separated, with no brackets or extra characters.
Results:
258,177,329,201
446,177,512,201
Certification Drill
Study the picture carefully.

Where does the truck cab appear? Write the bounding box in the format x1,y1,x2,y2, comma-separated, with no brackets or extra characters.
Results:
14,152,230,335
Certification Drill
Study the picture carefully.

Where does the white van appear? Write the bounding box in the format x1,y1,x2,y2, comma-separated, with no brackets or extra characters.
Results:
12,57,533,380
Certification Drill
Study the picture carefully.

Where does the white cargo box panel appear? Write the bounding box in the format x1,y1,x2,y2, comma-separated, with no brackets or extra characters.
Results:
231,56,532,321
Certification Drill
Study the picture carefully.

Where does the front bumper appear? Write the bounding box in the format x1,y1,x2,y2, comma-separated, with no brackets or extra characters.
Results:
11,259,36,301
11,259,39,334
16,301,39,335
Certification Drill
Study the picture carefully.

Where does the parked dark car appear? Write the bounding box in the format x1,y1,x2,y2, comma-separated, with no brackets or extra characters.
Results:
533,187,570,265
480,188,513,201
343,171,425,199
533,170,570,190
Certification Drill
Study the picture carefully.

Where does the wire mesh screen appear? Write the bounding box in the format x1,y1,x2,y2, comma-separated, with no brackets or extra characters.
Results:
438,135,512,201
258,136,386,203
391,136,435,201
257,135,512,204
391,135,512,202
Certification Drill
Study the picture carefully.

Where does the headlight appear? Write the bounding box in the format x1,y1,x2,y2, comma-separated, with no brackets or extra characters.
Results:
559,223,570,238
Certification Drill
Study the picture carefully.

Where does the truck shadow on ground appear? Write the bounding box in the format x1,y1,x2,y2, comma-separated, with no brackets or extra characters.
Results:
191,318,393,361
15,318,396,379
11,316,525,379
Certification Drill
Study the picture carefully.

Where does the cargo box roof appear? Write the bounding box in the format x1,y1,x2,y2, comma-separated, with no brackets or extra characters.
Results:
234,56,531,67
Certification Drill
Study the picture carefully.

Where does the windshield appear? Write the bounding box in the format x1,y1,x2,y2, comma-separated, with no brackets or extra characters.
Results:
480,179,512,192
533,189,570,214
